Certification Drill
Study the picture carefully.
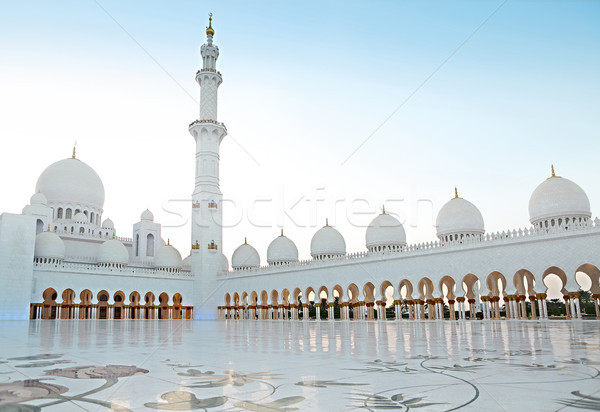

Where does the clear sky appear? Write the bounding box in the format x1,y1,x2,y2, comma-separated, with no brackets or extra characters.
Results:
1,1,599,295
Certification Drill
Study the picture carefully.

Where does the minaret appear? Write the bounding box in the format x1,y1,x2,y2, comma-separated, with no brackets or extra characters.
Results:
189,13,227,319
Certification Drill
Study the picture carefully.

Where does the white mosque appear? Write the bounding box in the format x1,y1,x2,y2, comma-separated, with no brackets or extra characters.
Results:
0,17,599,322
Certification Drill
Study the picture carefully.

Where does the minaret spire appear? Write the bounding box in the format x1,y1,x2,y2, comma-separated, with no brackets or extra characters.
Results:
189,12,227,320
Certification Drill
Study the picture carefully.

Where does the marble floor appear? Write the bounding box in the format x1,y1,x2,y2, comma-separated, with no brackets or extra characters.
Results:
0,320,599,411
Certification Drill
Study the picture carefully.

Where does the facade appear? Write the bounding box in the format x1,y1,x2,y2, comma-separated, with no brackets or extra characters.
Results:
1,17,599,322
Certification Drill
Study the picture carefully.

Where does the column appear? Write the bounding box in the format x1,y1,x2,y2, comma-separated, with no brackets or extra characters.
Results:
593,294,600,320
377,301,385,321
303,304,309,321
572,293,581,319
448,300,456,320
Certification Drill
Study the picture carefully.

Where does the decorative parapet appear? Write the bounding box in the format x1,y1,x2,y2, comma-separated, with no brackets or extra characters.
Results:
54,229,132,243
33,260,194,278
221,218,600,277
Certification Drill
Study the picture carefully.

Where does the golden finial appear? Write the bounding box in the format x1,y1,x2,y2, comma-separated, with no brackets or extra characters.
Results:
454,187,459,199
325,218,329,227
167,238,171,246
112,233,115,240
72,141,77,159
551,164,555,177
206,12,215,36
381,204,386,215
244,237,247,245
280,228,284,237
46,224,51,232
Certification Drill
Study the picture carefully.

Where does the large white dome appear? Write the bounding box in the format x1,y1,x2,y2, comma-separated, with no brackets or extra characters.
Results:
311,221,346,259
267,231,299,265
366,211,407,251
231,239,260,270
34,231,65,260
35,157,105,208
97,238,128,266
436,191,484,240
141,209,154,222
528,171,591,225
155,244,183,269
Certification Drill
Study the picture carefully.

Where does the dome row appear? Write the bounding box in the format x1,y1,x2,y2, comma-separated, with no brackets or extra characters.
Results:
34,232,185,270
231,169,591,270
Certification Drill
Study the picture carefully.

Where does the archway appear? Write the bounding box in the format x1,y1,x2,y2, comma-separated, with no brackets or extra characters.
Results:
129,291,141,319
250,291,259,319
575,264,600,319
462,274,479,319
305,287,316,320
486,272,507,319
173,293,183,319
363,282,376,320
260,290,269,320
417,277,435,320
60,288,75,319
293,288,303,320
380,280,394,320
439,276,457,320
97,290,109,319
113,291,125,320
271,289,279,319
144,292,156,319
513,269,537,319
332,284,344,319
233,292,240,319
80,289,93,319
42,288,57,320
398,279,414,320
158,292,169,319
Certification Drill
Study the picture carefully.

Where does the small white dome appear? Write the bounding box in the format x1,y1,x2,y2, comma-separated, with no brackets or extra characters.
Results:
155,244,183,269
436,191,485,239
34,231,65,260
141,209,154,222
221,253,229,271
101,218,114,229
232,239,260,270
310,221,346,259
73,212,88,223
366,212,407,250
30,192,47,206
267,231,299,265
35,157,105,208
528,171,591,225
182,254,191,268
97,238,129,265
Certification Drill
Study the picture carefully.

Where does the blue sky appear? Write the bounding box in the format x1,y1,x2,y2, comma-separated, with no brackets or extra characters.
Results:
1,1,599,293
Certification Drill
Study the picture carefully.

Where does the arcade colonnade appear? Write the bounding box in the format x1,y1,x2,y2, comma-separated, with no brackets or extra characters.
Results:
219,264,600,321
31,287,192,320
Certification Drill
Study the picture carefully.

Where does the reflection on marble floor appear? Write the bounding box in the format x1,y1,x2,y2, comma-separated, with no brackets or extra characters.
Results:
0,320,599,411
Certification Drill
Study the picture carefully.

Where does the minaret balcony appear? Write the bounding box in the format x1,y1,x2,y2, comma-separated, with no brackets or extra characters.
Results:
197,68,222,76
189,119,227,131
